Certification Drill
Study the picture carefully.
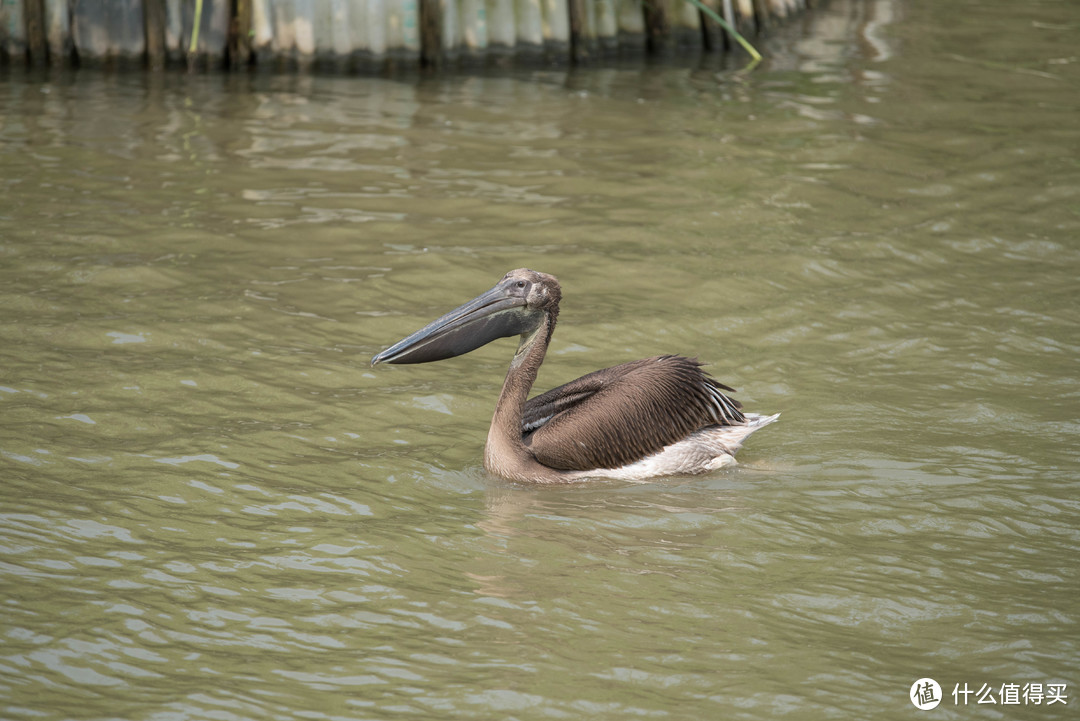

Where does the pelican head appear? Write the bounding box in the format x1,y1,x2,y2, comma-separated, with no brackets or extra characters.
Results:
371,269,561,366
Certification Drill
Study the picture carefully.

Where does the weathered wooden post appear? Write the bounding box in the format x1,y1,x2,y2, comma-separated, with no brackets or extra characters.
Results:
1,0,27,62
733,0,755,38
751,0,771,32
541,0,570,58
43,0,71,64
23,0,48,64
231,0,253,67
420,0,444,67
143,0,166,68
698,0,721,51
642,0,670,53
568,0,587,61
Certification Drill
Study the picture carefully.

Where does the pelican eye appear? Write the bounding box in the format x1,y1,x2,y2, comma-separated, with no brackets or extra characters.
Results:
515,280,527,289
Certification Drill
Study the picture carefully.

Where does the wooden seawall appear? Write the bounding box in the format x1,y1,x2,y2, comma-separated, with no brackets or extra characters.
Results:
0,0,809,70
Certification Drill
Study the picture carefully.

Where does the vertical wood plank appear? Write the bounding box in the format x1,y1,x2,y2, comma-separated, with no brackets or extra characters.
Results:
420,0,443,66
232,0,253,67
568,0,587,61
144,0,166,68
24,0,48,64
642,0,669,53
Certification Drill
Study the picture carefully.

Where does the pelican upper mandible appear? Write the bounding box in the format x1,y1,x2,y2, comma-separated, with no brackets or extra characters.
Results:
372,269,778,483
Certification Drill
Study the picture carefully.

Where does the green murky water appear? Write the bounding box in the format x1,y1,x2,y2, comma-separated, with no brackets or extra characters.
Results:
2,0,1078,718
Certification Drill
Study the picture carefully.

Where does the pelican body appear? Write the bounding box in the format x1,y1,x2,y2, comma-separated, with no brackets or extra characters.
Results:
372,269,777,483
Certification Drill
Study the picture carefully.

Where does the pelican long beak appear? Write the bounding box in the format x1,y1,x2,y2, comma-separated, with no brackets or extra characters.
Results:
371,284,542,366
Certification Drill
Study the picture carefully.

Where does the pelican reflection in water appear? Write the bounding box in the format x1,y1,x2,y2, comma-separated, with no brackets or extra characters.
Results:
372,269,777,483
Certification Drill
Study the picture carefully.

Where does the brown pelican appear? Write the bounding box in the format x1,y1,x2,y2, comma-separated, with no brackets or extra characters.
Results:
372,269,777,483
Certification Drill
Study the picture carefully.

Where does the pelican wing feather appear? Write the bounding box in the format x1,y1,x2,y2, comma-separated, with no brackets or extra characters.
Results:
521,355,745,472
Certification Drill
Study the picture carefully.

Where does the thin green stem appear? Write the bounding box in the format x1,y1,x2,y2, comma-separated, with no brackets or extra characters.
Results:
187,0,204,69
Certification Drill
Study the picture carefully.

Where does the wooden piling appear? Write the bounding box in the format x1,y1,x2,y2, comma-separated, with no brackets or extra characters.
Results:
543,0,571,57
642,0,670,54
0,0,811,71
420,0,443,67
595,0,617,52
698,0,721,52
487,0,514,53
23,0,46,65
568,0,587,61
1,0,26,62
231,0,253,67
143,0,166,69
42,0,69,63
734,0,755,38
750,0,771,32
672,0,698,46
515,0,544,54
615,0,645,51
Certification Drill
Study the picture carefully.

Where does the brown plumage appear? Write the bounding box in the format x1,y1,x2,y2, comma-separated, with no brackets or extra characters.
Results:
522,356,743,471
372,268,776,483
